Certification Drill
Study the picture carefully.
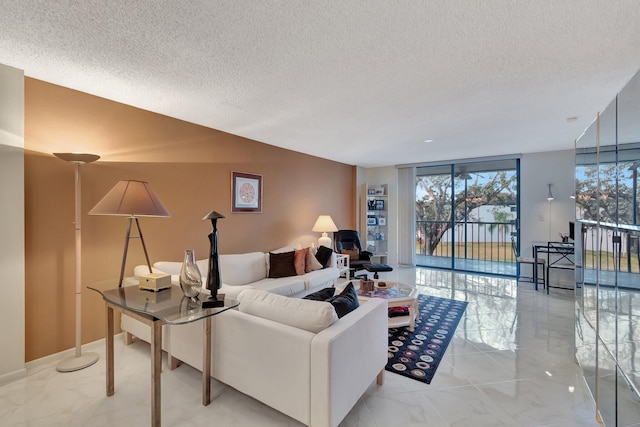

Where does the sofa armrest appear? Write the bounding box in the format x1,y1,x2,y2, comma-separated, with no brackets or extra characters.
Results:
309,298,388,427
211,309,315,425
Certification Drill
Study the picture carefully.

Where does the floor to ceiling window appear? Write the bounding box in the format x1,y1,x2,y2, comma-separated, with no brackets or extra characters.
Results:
415,159,519,276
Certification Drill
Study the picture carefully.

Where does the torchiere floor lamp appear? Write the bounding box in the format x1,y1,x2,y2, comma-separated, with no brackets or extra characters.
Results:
53,152,100,372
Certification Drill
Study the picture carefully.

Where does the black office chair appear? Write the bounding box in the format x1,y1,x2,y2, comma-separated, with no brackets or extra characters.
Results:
334,230,393,279
333,230,372,278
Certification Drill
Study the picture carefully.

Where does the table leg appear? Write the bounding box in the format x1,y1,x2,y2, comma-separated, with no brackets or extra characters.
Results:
150,319,162,427
203,317,211,406
105,304,114,396
533,246,538,291
409,299,417,332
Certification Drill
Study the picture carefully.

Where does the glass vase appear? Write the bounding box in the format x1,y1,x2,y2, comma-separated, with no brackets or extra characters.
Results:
179,249,202,301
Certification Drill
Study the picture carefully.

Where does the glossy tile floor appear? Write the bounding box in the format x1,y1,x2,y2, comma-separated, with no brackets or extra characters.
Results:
0,267,623,426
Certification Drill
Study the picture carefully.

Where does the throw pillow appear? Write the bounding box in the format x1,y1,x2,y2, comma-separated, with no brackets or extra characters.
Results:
268,251,297,278
303,287,336,301
326,282,359,318
306,247,323,271
315,245,333,268
340,248,360,261
293,248,308,275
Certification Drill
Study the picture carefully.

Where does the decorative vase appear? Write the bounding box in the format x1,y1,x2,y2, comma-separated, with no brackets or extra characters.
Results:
179,249,202,301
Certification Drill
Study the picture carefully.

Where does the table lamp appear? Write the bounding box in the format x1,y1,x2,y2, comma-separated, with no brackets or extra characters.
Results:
89,180,170,286
312,215,338,248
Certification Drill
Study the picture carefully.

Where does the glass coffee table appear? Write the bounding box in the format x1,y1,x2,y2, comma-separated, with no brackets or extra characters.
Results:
89,281,238,427
351,280,419,331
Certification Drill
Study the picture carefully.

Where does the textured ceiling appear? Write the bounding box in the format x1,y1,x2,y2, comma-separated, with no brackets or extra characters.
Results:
2,1,640,167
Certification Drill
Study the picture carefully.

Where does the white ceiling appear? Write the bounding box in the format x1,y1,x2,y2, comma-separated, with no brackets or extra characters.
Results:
2,1,640,167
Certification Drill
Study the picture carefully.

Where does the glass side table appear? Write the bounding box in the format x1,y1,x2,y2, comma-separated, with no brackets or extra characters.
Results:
89,281,238,427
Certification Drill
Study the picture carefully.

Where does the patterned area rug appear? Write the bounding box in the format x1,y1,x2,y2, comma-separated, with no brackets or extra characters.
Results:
386,294,468,384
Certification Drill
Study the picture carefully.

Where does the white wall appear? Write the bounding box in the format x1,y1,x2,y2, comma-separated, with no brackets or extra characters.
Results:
358,149,576,274
0,64,26,384
520,150,575,257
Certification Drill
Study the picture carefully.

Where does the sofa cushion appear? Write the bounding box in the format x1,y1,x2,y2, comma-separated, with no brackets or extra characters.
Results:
268,251,297,278
250,277,307,297
294,248,308,275
219,252,267,285
301,267,339,291
238,289,338,333
302,287,336,301
315,246,333,268
265,244,302,272
305,247,323,271
326,282,360,318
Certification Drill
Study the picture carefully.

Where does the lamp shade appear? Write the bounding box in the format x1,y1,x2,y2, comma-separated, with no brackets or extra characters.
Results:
312,215,338,233
89,180,170,217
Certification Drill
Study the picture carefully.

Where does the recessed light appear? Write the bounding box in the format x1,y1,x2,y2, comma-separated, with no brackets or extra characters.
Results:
423,139,434,143
566,116,578,123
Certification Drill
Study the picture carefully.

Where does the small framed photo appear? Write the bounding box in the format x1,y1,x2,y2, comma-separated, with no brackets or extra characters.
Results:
367,188,376,195
367,216,378,226
232,171,262,213
373,187,385,196
378,217,386,226
374,199,385,210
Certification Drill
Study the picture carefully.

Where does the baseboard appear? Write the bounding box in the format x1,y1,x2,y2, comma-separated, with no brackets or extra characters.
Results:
0,367,27,386
23,334,121,376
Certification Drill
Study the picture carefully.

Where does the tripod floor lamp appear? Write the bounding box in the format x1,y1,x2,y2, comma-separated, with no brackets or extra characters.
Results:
89,180,170,287
53,152,100,372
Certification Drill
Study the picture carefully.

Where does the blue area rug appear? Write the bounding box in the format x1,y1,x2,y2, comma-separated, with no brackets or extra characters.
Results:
386,294,468,384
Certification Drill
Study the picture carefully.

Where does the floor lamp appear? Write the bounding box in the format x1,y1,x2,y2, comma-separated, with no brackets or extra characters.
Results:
53,152,100,372
89,180,170,287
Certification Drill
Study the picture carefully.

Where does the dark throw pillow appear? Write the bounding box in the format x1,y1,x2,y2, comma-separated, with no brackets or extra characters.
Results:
303,287,336,301
315,245,333,268
268,251,297,278
326,282,359,318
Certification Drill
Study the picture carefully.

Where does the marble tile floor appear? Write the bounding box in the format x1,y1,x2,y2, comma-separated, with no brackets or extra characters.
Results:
0,267,631,426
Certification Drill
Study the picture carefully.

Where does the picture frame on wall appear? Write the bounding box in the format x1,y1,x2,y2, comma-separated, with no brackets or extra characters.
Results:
374,199,385,210
232,171,262,213
367,216,378,225
378,217,386,226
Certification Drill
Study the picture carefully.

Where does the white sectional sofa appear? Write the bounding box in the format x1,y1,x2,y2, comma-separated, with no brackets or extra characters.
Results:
151,247,339,301
121,246,389,427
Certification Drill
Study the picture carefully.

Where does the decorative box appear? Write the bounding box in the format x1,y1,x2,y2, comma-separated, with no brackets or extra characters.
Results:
138,273,172,292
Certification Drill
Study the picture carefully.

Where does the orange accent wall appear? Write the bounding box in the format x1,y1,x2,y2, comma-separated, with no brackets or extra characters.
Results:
24,78,355,362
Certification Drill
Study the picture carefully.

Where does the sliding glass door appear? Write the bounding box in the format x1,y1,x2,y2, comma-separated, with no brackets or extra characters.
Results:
415,159,519,275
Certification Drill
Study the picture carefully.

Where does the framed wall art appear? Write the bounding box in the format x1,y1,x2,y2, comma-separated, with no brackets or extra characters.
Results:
231,171,262,213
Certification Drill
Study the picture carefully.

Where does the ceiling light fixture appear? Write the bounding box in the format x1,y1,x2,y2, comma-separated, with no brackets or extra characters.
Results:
423,139,435,143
